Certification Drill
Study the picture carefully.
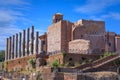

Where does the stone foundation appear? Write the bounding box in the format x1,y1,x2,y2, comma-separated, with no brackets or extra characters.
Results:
5,54,36,72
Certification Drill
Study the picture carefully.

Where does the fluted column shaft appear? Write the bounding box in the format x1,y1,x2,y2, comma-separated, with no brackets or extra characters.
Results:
30,26,34,55
15,34,18,58
35,32,39,54
27,28,30,56
12,35,15,59
19,32,22,58
8,38,10,60
9,37,12,60
5,38,8,61
22,30,26,56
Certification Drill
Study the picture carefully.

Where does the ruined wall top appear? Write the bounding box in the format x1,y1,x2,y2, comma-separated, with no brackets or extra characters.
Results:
74,19,105,27
52,13,63,24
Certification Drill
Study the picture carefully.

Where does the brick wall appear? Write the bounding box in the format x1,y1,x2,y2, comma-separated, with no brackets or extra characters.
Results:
85,35,105,53
47,20,73,53
73,20,105,40
47,21,62,53
61,20,73,52
5,54,36,72
69,39,90,53
81,19,105,33
47,53,64,65
107,32,116,52
64,53,101,66
72,20,106,53
115,36,120,53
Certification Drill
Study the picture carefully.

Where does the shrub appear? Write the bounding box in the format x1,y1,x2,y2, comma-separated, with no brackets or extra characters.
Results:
37,71,42,80
10,68,14,74
62,51,66,57
29,58,36,69
88,59,93,64
52,60,59,68
114,59,120,66
64,62,69,67
60,63,65,67
2,62,4,70
75,62,80,66
100,52,116,59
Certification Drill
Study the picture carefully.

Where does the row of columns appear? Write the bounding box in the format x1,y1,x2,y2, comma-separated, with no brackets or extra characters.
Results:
5,26,40,61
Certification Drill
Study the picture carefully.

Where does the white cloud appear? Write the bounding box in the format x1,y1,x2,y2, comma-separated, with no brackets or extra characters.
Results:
0,0,29,6
0,10,24,27
0,0,31,50
102,12,120,20
89,12,120,20
0,26,22,50
75,0,120,13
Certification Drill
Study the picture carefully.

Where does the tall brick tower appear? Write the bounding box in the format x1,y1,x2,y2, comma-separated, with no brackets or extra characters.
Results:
52,13,63,23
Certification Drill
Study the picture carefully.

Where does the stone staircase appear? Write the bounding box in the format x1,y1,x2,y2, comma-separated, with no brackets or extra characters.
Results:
76,54,120,72
83,54,120,72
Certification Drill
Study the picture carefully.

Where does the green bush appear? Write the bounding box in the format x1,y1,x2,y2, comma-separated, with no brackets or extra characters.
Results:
52,60,59,68
100,52,116,59
88,59,93,64
10,68,14,74
62,51,66,57
114,59,120,66
60,63,65,67
0,50,5,62
37,71,42,80
29,58,36,69
2,62,4,70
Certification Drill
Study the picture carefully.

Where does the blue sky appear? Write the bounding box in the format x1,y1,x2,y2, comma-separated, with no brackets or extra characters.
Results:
0,0,120,50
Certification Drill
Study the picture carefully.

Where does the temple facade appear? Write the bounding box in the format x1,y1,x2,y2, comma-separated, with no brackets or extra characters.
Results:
5,13,120,71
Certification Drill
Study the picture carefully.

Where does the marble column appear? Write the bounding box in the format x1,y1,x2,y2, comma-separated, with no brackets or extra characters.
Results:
9,37,12,60
35,32,39,54
12,35,15,59
30,26,34,55
8,38,10,60
38,39,41,54
26,28,30,56
15,33,18,58
19,32,22,58
22,30,26,56
5,38,8,61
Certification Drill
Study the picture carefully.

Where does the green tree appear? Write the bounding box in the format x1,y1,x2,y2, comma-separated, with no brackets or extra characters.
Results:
0,50,5,62
2,62,4,70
